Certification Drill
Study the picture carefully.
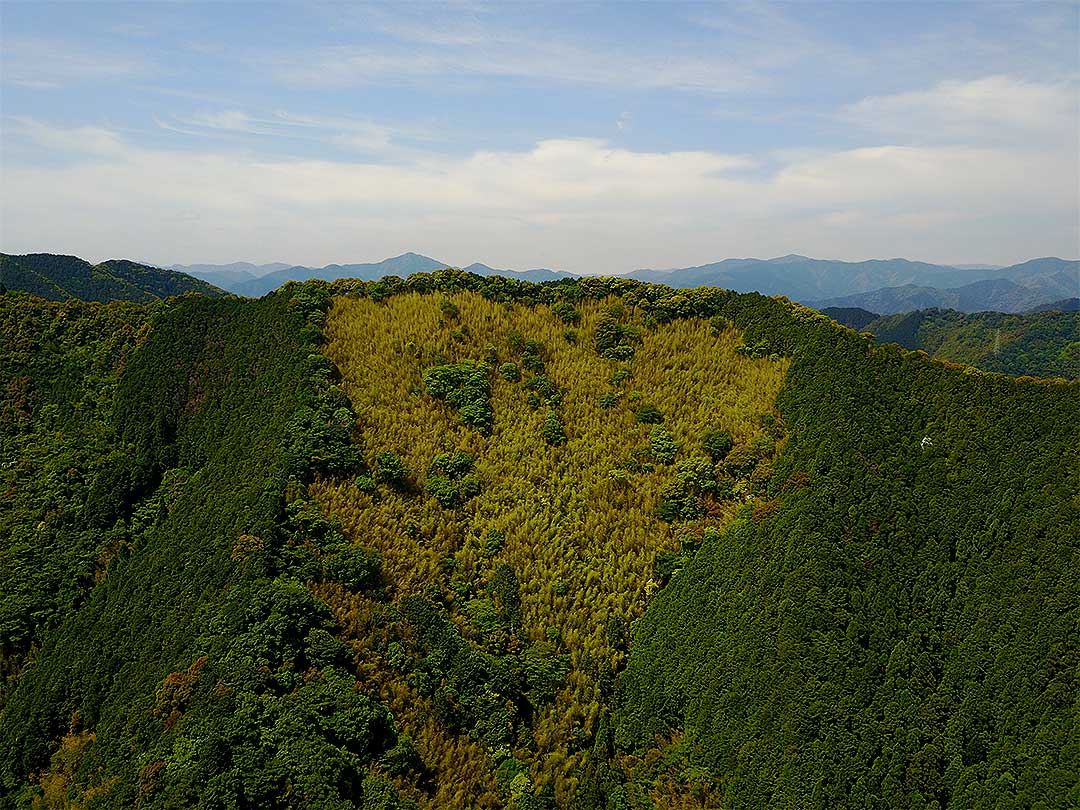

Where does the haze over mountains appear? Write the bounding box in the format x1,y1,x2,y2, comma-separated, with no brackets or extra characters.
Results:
168,254,578,297
170,253,1079,313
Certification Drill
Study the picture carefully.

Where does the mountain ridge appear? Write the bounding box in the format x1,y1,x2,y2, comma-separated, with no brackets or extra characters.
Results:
155,253,1078,312
0,253,225,302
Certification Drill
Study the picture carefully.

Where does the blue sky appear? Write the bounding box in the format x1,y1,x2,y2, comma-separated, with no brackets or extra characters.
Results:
1,1,1077,272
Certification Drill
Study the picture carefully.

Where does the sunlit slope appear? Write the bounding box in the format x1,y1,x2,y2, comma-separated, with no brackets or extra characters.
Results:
311,291,788,805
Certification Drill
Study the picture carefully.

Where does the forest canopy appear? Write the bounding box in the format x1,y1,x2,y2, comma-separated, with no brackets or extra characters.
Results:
1,268,1076,809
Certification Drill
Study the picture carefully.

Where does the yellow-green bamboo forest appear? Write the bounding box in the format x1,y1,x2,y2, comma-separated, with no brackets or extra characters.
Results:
311,293,787,806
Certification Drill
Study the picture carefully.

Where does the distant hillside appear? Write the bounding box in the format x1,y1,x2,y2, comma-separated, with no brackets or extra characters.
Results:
861,308,1080,378
1,253,224,303
167,261,292,290
812,260,1078,314
1028,297,1080,313
231,252,448,296
819,306,880,330
627,255,1077,312
179,255,582,296
624,255,974,300
151,253,1078,307
462,263,580,284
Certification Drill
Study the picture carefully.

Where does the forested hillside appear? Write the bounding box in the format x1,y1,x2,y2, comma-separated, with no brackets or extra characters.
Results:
0,271,1076,809
0,287,408,808
861,308,1080,379
0,254,223,303
310,289,788,806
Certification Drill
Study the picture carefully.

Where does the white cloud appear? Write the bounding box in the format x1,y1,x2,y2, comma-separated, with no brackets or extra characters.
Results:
1,118,1075,270
841,75,1078,145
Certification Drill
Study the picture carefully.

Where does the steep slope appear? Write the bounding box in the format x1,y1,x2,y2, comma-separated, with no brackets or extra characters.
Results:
615,298,1079,808
0,289,408,808
0,254,224,302
310,288,787,806
1,295,152,686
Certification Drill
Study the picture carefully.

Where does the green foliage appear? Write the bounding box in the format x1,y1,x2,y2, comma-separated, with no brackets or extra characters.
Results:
401,595,518,748
425,451,481,508
0,296,151,662
864,307,1080,379
498,361,522,382
524,374,562,407
552,301,581,325
540,411,567,446
656,457,723,523
375,451,413,492
599,391,620,409
422,360,493,433
701,429,734,461
595,315,640,360
0,285,403,807
649,425,678,464
489,564,523,630
283,403,364,481
4,266,1076,809
634,403,663,424
484,528,506,557
438,297,459,320
0,253,224,303
616,292,1080,809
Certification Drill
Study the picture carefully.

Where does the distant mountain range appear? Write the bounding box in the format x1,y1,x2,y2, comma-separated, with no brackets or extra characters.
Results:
168,253,1078,313
810,258,1078,314
626,255,1077,313
169,254,577,297
2,253,224,303
162,261,293,290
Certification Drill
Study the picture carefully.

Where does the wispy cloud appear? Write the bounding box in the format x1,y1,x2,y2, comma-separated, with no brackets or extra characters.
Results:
154,108,436,158
4,116,128,157
268,8,762,95
272,45,759,93
0,36,152,89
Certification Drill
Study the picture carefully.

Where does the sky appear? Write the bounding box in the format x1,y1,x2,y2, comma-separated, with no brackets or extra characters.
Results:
1,1,1077,273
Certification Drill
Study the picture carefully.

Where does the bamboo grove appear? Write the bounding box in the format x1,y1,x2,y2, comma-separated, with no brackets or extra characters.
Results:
309,291,788,806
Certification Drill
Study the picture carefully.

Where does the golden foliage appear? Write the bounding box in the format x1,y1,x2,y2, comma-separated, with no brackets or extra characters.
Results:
310,292,789,806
